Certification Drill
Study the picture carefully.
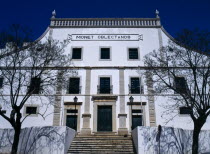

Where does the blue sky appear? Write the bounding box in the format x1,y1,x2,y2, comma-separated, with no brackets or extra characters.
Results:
0,0,210,40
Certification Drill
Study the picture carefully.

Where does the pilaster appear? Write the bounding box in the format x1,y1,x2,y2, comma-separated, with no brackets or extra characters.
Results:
81,68,91,134
118,68,128,135
52,71,63,126
146,72,156,126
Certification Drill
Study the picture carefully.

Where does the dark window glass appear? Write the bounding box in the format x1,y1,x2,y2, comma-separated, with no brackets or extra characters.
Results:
132,115,142,129
67,109,78,113
129,48,138,59
0,78,3,88
131,78,140,94
132,110,143,113
72,48,82,59
180,107,192,114
100,77,111,94
29,78,41,94
174,77,188,94
26,107,37,114
69,78,80,94
66,115,77,130
101,48,110,59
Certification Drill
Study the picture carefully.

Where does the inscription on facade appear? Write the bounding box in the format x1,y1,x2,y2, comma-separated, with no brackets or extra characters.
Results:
68,34,143,41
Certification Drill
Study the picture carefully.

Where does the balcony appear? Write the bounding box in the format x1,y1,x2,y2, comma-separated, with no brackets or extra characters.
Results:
128,84,144,94
97,85,113,94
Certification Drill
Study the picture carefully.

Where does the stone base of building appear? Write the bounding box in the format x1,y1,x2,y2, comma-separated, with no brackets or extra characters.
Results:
118,128,128,136
80,128,91,135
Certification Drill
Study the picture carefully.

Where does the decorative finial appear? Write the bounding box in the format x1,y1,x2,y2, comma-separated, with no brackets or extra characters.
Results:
156,9,159,18
52,10,56,18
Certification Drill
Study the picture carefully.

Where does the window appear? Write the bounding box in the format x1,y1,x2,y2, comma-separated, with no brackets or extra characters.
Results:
179,107,192,115
26,107,37,115
0,78,3,88
29,78,41,94
67,109,78,113
100,48,110,60
129,77,144,94
128,48,139,59
68,78,80,94
99,77,111,94
174,77,188,94
72,48,82,59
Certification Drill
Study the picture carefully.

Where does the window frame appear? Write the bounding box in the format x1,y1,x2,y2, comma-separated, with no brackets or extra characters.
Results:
28,77,41,94
129,76,144,94
99,47,111,61
24,105,39,117
174,76,188,94
127,47,140,60
68,77,81,94
98,75,112,94
71,47,83,60
179,106,192,115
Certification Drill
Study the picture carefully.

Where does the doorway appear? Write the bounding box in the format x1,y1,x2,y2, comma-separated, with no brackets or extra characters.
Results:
97,106,112,131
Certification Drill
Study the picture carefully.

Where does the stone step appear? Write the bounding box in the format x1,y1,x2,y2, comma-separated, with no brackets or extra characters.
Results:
70,143,133,146
76,135,132,138
68,151,135,154
71,143,133,146
73,138,132,140
77,134,131,138
69,147,134,150
68,135,136,154
68,149,134,152
72,140,132,142
69,146,134,149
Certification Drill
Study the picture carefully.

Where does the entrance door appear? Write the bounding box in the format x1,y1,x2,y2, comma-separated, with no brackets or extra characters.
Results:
97,106,112,131
132,115,142,130
66,115,77,131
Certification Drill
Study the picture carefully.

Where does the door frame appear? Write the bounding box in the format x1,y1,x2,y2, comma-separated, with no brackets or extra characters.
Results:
93,101,117,133
63,104,81,133
129,104,146,132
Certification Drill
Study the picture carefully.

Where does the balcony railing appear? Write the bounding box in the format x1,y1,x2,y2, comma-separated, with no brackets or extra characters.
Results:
68,86,82,94
97,85,113,94
128,84,144,94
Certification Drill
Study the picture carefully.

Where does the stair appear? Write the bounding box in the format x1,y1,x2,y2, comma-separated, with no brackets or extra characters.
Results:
68,134,136,154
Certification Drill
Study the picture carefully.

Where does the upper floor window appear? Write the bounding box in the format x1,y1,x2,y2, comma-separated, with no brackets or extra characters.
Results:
98,77,112,94
29,77,41,94
68,78,80,94
129,77,144,94
174,77,188,94
100,48,110,60
72,48,82,60
179,106,192,115
0,78,3,88
128,48,139,60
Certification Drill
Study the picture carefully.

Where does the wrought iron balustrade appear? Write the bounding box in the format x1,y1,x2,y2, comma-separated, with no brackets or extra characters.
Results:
68,86,82,94
97,85,113,94
128,84,144,94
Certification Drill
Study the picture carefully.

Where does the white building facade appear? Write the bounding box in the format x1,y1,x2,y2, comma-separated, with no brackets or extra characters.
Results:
0,11,209,134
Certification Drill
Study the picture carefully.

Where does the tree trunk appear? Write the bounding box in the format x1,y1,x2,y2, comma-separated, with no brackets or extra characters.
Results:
192,122,203,154
11,126,21,154
11,112,22,154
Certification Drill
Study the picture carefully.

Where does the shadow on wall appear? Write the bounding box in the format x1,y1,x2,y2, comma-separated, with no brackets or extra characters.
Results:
132,126,210,154
0,126,75,154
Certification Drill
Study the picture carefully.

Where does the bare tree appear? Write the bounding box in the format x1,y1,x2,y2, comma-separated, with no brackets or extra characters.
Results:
0,25,71,154
144,29,210,154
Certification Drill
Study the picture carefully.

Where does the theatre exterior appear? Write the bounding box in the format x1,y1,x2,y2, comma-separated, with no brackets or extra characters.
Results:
0,10,209,135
